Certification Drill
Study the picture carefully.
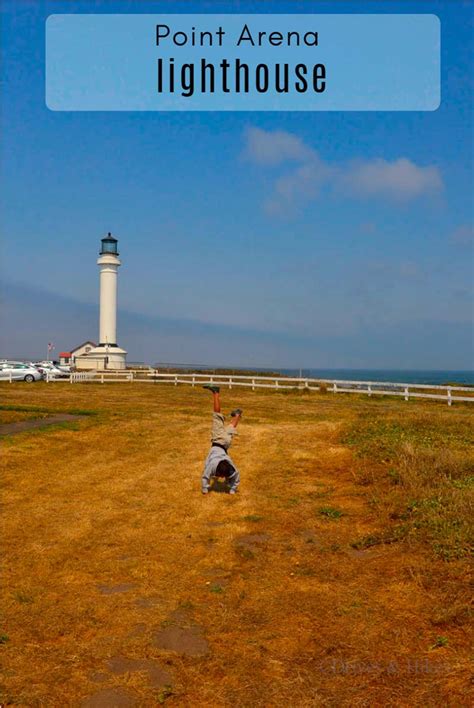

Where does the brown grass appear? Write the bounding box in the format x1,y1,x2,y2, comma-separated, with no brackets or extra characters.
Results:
0,408,50,425
0,383,472,706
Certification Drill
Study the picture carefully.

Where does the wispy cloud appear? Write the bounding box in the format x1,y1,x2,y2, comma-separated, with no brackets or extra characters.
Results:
339,158,443,200
3,281,472,369
243,126,315,166
243,127,444,214
264,158,334,215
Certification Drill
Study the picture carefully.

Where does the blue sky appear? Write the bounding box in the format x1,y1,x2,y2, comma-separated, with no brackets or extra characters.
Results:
1,0,473,368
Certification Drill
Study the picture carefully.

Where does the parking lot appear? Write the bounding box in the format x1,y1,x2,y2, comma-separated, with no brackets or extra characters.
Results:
0,360,70,382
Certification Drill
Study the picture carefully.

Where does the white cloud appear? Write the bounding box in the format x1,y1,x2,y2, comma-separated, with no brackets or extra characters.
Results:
341,158,443,200
243,126,314,166
243,127,444,213
265,157,334,214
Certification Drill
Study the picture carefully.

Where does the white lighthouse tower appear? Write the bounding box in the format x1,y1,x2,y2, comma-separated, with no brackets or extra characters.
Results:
77,233,127,370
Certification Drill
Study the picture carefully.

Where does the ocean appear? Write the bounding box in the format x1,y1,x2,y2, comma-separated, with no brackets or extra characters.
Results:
153,362,474,386
280,369,474,386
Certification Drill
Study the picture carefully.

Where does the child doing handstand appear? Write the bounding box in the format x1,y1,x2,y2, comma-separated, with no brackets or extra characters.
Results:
201,385,242,495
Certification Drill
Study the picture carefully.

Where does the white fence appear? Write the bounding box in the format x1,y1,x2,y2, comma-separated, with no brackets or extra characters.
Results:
59,370,474,406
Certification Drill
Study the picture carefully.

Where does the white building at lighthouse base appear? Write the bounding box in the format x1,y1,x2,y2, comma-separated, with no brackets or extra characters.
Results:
75,344,127,371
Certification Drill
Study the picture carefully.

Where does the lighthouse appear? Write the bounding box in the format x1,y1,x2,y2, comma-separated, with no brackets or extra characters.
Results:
76,233,127,370
98,233,121,348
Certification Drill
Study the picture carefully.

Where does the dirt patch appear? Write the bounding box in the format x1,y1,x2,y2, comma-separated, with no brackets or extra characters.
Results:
203,566,230,579
234,533,270,550
127,623,147,639
345,548,385,560
134,596,158,609
234,533,270,559
107,656,172,688
299,529,320,544
0,410,48,424
202,566,231,588
97,583,137,595
0,414,82,436
153,625,209,657
81,687,137,707
166,607,194,624
89,672,109,684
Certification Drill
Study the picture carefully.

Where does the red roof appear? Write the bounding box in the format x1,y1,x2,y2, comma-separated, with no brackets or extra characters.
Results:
59,352,71,357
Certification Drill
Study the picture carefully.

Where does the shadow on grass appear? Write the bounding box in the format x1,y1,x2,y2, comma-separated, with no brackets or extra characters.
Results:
209,479,232,494
0,417,90,441
0,404,97,416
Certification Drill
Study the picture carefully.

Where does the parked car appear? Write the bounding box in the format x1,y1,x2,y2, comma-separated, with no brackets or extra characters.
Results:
33,361,69,379
0,361,43,382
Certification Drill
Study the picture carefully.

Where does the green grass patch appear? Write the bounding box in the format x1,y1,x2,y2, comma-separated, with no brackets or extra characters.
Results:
241,514,264,523
343,414,473,462
157,685,174,704
350,529,406,550
209,584,224,594
13,592,33,604
430,636,449,649
0,404,52,413
236,547,255,560
343,410,474,560
318,507,344,520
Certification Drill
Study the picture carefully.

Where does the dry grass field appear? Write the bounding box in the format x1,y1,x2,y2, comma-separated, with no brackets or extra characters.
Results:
1,382,473,707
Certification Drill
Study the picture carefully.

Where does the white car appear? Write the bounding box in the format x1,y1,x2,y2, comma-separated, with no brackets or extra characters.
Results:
0,362,43,382
33,362,69,379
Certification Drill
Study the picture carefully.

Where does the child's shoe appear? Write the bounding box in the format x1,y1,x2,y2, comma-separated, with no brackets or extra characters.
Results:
203,385,220,393
230,408,243,417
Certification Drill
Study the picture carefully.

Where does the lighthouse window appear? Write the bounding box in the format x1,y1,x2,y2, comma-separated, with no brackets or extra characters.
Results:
101,241,118,254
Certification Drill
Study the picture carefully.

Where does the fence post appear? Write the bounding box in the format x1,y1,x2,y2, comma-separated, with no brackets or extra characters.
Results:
368,384,372,397
192,375,195,388
305,379,309,390
447,387,452,406
275,379,279,389
101,373,104,384
9,372,12,383
404,386,409,401
333,383,337,393
174,375,178,386
229,377,232,390
252,378,255,391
